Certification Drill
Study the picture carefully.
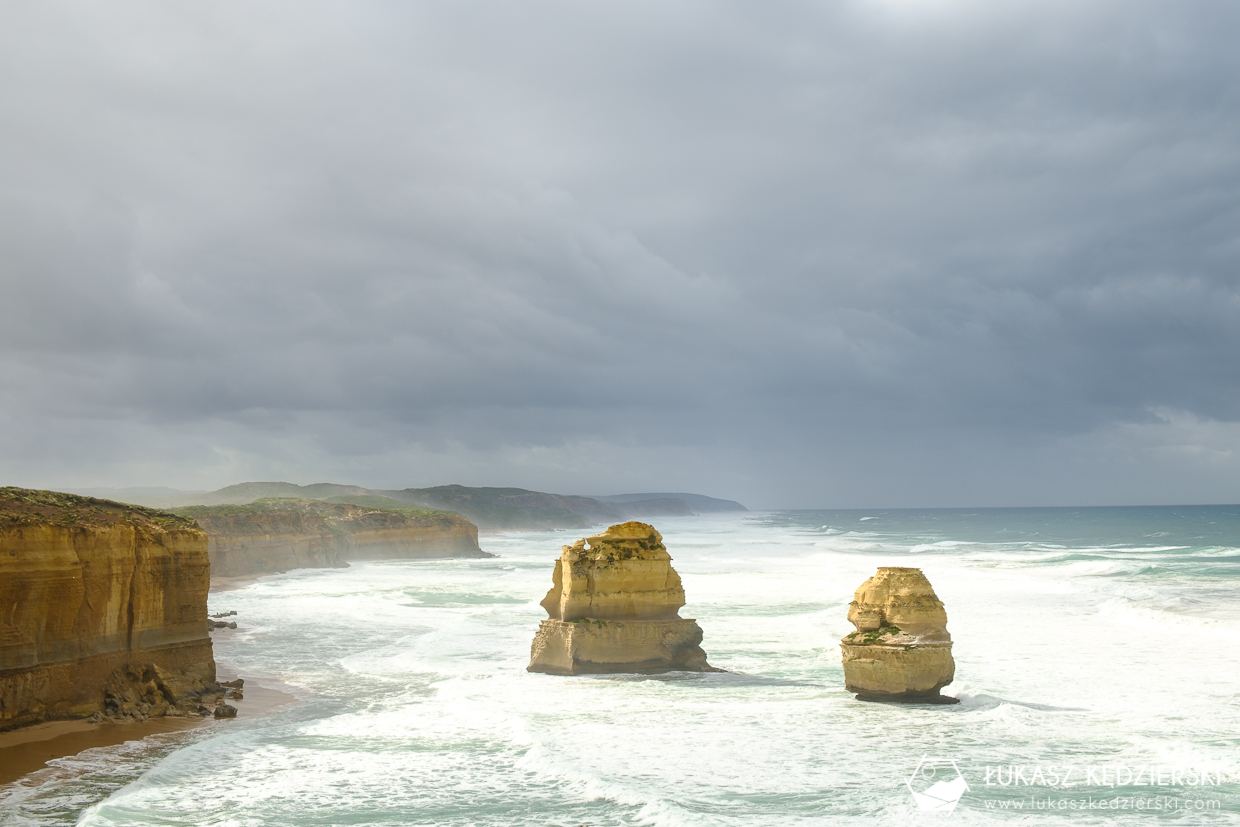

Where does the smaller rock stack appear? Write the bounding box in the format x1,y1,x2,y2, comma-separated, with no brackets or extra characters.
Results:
527,522,716,675
840,567,957,704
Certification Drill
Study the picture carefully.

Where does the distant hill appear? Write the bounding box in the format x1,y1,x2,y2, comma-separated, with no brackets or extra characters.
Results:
67,486,208,509
592,493,747,513
89,481,740,530
375,485,619,530
69,482,371,509
190,481,371,505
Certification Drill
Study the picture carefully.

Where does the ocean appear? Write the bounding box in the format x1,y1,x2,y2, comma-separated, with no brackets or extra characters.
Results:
3,507,1239,825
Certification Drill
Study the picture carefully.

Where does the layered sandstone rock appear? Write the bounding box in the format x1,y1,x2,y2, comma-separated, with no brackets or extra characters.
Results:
0,488,221,730
839,567,956,704
334,507,485,561
190,508,345,577
528,522,716,675
181,499,491,578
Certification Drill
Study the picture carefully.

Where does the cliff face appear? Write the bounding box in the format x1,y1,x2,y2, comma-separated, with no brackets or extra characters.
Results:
335,510,483,560
528,522,716,675
182,499,490,578
0,488,219,730
187,509,346,577
839,567,956,704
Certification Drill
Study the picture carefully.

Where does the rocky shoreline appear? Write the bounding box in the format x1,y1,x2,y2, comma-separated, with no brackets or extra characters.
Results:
0,671,297,787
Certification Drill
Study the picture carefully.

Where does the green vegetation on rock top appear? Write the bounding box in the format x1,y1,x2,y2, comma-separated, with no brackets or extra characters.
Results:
187,481,371,506
844,626,904,645
322,494,447,513
0,487,198,530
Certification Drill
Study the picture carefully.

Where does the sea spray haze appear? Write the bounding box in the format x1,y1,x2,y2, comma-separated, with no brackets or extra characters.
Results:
3,509,1237,825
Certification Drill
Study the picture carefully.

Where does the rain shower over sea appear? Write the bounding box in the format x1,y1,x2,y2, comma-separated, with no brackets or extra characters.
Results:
4,507,1239,826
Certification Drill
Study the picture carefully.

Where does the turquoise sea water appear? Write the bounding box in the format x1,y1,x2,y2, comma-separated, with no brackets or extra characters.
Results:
3,507,1239,825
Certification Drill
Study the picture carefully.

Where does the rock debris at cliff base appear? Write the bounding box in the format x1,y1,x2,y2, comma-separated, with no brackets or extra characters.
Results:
0,487,224,730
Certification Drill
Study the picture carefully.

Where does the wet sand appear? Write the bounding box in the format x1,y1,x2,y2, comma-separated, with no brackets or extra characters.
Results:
0,717,203,786
2,574,293,788
210,573,273,592
0,675,297,787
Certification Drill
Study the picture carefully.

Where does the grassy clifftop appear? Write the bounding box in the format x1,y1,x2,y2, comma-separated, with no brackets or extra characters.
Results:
95,481,743,531
0,487,197,530
173,497,467,529
174,482,370,506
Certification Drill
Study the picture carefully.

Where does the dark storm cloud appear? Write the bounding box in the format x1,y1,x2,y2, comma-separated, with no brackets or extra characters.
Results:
2,0,1239,506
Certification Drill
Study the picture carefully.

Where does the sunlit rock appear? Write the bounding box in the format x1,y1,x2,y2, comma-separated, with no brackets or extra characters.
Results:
527,522,717,675
839,567,957,704
0,487,221,730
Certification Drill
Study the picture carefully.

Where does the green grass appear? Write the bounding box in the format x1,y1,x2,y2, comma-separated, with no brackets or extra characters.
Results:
844,626,903,645
0,487,198,529
173,497,467,529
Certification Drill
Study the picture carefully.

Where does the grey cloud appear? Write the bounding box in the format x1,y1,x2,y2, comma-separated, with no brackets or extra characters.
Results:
2,0,1239,507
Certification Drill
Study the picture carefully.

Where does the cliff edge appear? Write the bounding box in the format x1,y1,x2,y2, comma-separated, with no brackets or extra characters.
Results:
0,488,222,730
178,498,492,578
528,522,717,675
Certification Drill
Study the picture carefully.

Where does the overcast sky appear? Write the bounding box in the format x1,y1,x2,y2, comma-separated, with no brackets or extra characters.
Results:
2,1,1239,508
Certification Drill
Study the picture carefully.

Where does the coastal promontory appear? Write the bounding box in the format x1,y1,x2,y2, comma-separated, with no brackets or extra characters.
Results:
839,567,957,703
528,521,716,675
177,498,492,578
0,488,220,730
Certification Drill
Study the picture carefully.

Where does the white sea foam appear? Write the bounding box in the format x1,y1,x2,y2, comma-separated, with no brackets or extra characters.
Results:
5,513,1239,826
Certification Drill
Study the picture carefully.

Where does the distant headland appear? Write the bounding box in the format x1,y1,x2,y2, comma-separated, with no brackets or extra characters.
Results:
72,483,748,532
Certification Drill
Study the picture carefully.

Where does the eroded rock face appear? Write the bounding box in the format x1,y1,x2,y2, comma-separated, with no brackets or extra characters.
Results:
839,567,957,704
528,522,715,674
182,499,492,578
0,488,221,730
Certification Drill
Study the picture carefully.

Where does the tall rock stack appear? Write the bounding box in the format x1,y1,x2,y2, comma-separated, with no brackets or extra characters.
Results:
839,567,957,704
527,522,716,675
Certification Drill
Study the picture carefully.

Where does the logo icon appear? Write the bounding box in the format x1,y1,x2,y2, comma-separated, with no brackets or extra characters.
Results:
907,755,970,812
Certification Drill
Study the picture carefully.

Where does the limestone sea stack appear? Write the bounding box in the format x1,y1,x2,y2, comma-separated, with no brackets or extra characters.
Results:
839,567,957,704
527,522,716,675
0,488,221,729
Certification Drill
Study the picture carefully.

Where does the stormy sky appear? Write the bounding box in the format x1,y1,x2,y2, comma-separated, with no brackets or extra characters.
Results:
2,1,1239,508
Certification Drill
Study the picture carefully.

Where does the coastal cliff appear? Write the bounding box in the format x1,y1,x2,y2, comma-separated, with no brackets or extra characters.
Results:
528,522,716,675
0,488,219,730
839,567,956,704
94,481,747,530
179,498,491,578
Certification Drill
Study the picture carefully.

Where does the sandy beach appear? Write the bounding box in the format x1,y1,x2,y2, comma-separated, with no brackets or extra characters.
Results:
0,673,297,787
210,573,274,593
0,574,292,788
1,573,296,790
